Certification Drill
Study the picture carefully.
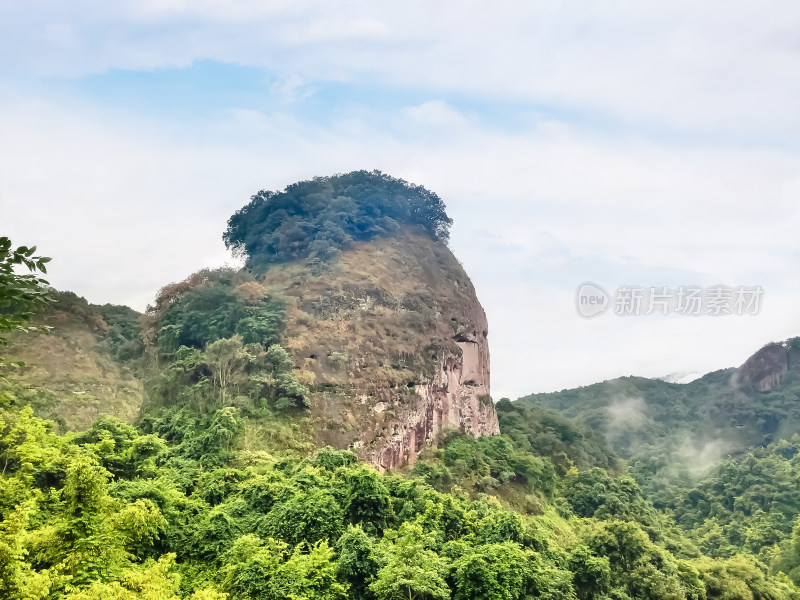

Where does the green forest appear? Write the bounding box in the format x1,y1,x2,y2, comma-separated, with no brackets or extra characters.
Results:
223,170,453,271
3,174,800,600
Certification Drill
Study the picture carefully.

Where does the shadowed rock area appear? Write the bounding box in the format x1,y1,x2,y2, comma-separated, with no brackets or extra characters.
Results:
738,342,789,391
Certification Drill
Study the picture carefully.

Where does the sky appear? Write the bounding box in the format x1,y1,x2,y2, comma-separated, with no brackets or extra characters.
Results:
1,1,800,399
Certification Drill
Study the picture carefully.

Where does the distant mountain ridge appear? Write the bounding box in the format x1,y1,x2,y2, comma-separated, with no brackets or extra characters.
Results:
513,336,800,499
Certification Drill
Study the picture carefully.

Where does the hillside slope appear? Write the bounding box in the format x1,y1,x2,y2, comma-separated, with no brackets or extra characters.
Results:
518,338,800,461
513,338,800,500
1,292,143,430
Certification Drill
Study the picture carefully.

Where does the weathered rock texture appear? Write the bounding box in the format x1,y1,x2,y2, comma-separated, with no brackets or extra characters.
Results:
739,342,789,392
260,227,499,469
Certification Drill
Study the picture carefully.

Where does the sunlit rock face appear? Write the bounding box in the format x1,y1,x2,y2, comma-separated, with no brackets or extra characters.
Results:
373,299,498,470
259,227,499,470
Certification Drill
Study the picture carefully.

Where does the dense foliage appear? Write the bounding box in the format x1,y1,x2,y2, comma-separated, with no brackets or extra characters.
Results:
146,268,285,355
517,363,800,499
495,398,620,475
2,397,797,600
655,436,800,577
513,355,800,588
0,237,51,369
142,267,310,416
223,171,453,271
412,430,558,510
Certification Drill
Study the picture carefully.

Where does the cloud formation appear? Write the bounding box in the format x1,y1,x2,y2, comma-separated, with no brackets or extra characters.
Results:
5,1,800,139
1,2,799,398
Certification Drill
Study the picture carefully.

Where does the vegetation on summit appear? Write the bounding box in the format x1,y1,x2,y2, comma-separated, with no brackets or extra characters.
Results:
223,170,453,271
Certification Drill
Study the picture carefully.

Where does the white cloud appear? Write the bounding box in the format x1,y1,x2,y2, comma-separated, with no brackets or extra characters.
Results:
1,95,799,398
281,18,391,44
402,101,472,130
4,1,800,140
2,1,800,397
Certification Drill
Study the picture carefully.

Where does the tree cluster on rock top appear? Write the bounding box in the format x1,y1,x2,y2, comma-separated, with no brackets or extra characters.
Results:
223,170,453,271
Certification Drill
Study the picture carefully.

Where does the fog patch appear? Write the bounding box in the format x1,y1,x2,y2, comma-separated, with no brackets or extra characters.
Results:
677,436,735,477
605,396,651,452
728,369,741,388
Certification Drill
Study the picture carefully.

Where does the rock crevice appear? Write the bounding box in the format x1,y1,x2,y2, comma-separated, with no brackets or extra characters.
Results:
371,331,499,471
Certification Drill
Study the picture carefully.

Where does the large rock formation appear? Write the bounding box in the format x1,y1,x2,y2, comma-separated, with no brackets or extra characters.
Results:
260,228,499,469
738,342,789,392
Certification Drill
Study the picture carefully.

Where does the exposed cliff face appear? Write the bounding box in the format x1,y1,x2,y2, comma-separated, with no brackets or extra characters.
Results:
739,343,789,392
259,228,499,469
371,318,496,470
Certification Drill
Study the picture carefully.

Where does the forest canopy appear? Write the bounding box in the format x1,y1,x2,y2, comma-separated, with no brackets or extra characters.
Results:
5,238,800,599
223,170,453,271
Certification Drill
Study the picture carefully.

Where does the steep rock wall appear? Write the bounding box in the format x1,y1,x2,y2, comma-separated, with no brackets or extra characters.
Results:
259,228,499,469
369,321,498,470
739,343,789,392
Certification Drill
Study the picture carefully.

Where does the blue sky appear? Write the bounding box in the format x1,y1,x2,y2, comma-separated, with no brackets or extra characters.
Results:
2,1,800,398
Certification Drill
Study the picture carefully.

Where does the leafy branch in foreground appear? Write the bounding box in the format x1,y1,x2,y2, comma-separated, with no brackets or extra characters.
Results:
0,236,52,370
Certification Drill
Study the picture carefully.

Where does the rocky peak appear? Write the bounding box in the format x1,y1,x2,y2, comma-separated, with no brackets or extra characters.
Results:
739,342,789,392
259,228,499,469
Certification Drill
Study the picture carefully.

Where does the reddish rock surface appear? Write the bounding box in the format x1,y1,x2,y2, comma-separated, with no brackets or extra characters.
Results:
260,228,500,470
